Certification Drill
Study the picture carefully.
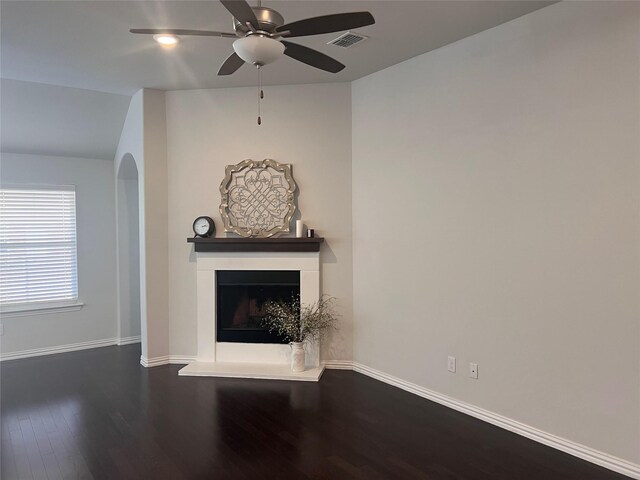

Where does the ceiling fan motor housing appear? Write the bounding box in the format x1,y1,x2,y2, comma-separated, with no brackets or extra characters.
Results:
233,7,284,35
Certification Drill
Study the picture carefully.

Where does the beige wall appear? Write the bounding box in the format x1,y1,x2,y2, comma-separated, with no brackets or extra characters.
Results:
142,90,170,361
352,1,639,465
114,89,170,361
0,153,118,354
165,83,353,362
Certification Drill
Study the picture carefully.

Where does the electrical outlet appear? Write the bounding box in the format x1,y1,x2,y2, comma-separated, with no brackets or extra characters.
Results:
469,362,478,379
447,356,456,373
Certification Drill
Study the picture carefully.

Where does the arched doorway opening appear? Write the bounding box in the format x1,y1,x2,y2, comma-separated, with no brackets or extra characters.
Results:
116,154,141,349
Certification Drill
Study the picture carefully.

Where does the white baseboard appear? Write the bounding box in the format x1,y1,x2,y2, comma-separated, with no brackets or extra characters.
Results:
140,355,197,367
323,360,355,370
340,361,638,479
1,338,119,361
168,355,197,364
117,335,141,346
140,355,168,367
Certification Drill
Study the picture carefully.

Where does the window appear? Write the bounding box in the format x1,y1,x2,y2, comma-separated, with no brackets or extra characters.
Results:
0,186,80,312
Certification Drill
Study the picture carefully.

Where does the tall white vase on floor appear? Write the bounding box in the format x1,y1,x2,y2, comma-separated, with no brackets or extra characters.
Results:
290,342,305,372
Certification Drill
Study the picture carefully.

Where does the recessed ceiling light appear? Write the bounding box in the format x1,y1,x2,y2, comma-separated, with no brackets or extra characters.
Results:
153,34,179,46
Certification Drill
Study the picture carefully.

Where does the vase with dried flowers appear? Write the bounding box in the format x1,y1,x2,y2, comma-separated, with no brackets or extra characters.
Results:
262,295,338,372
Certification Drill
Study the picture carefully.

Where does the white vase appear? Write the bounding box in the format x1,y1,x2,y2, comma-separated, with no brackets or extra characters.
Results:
290,342,305,372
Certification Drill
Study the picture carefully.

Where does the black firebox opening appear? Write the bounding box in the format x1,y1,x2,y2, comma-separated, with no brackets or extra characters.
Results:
216,270,300,344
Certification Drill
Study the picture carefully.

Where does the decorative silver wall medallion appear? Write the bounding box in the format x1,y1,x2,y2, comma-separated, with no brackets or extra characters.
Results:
219,159,297,238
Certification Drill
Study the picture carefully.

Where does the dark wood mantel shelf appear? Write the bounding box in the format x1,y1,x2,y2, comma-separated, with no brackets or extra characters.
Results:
187,237,324,253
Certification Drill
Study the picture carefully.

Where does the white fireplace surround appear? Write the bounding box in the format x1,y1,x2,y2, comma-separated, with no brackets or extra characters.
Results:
178,250,322,380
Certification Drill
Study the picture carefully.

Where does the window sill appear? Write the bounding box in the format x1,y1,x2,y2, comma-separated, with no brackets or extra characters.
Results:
0,301,85,318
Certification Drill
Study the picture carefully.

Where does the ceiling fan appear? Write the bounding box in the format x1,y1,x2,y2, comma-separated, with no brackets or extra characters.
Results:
130,0,375,76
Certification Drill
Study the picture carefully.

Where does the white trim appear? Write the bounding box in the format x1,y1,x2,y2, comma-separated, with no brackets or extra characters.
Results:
0,183,77,191
323,360,354,370
168,355,197,364
140,355,197,367
117,335,141,346
1,301,84,318
347,361,639,479
140,355,168,367
1,337,115,361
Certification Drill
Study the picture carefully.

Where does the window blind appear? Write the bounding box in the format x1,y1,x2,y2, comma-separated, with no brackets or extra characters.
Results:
0,187,78,306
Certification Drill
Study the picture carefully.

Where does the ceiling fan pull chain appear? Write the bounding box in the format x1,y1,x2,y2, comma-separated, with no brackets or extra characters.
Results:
260,64,264,99
257,65,262,125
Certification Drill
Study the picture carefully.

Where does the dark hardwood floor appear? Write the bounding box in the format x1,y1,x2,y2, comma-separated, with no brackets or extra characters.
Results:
0,345,628,480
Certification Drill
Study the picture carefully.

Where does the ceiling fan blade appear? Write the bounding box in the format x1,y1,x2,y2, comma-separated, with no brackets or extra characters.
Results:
276,12,374,38
281,41,344,73
219,0,259,30
130,29,237,38
217,52,246,76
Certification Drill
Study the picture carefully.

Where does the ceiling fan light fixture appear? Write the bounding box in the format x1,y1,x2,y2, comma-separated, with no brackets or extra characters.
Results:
233,36,284,66
153,34,180,46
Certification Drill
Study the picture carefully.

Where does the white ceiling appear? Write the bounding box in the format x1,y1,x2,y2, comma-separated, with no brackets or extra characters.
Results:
0,79,130,160
1,0,556,96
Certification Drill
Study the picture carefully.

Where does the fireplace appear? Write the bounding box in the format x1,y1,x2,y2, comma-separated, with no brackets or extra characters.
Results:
180,241,323,380
216,270,299,344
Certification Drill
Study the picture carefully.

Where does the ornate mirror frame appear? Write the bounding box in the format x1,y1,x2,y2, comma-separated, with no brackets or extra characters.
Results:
219,159,297,238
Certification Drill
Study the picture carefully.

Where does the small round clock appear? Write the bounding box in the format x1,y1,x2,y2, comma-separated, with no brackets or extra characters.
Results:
193,216,215,238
